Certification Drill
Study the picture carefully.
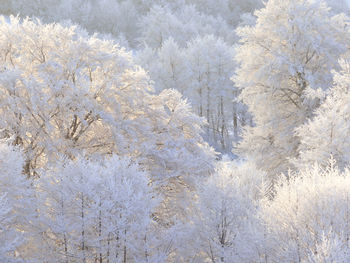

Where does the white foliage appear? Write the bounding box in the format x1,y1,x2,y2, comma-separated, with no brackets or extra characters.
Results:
305,232,350,263
138,5,236,49
189,159,267,262
0,16,152,175
261,159,350,262
2,1,350,262
0,0,261,47
0,19,216,255
36,156,159,262
234,0,350,178
0,141,35,262
296,59,350,170
138,35,247,153
0,16,215,184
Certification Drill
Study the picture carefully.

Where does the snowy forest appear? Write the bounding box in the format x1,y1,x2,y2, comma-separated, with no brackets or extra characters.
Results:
2,0,350,262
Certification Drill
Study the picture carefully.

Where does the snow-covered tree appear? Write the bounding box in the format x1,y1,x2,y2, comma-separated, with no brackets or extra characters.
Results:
234,0,350,179
295,59,350,170
137,4,235,49
183,35,241,151
0,16,152,176
36,156,163,262
305,232,350,263
138,35,247,153
261,158,350,262
0,16,215,179
0,17,216,244
0,141,35,262
0,0,262,48
0,0,263,155
187,158,266,262
144,89,216,224
142,38,186,93
0,193,22,263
